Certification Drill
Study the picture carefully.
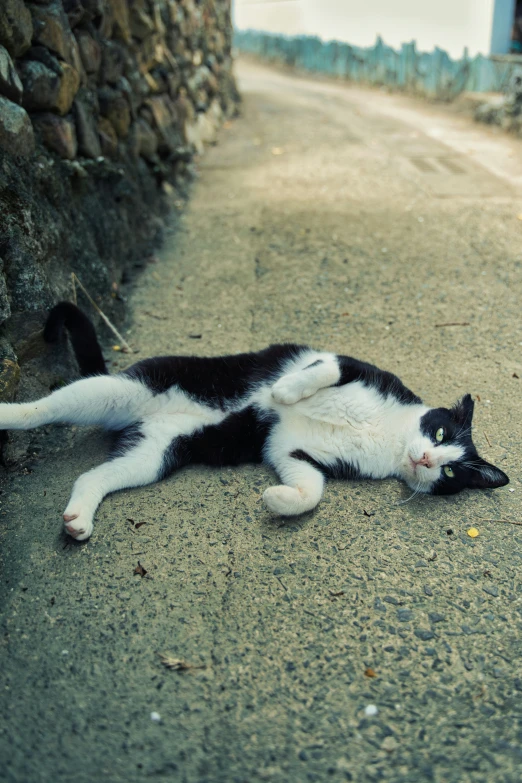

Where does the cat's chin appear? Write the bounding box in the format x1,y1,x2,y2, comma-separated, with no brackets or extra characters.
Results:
400,461,435,494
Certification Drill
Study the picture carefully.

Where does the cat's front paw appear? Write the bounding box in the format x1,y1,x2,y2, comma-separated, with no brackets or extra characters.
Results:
263,485,317,516
63,508,94,541
271,377,313,405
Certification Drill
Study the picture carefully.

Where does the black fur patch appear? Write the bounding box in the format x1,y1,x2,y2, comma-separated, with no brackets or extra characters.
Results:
420,407,461,444
327,460,365,481
160,406,276,479
336,356,421,405
110,423,145,458
289,449,325,472
289,449,363,481
123,344,305,404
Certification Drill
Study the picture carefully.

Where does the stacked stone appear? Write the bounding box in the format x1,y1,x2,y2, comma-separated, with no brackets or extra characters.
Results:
0,0,237,162
0,0,238,422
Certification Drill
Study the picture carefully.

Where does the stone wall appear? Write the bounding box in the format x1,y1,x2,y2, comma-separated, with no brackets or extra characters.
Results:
0,0,238,416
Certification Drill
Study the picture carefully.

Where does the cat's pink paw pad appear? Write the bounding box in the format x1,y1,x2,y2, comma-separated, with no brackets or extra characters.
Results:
63,512,93,541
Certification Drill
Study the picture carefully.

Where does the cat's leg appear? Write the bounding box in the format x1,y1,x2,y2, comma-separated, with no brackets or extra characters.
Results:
63,418,174,540
0,375,152,431
271,355,340,405
263,452,325,516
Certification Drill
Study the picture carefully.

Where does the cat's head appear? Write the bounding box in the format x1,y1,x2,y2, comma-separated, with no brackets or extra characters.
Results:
401,394,509,495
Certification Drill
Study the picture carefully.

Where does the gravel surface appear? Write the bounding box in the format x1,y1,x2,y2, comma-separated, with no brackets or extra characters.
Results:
1,59,521,783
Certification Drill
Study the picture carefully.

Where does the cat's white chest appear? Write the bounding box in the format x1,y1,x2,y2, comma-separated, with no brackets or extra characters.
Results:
267,381,413,478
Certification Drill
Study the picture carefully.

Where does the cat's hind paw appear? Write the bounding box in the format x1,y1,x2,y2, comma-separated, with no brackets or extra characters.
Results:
63,509,94,541
263,485,318,516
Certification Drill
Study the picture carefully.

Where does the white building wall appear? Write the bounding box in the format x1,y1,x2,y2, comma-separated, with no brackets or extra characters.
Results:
234,0,514,59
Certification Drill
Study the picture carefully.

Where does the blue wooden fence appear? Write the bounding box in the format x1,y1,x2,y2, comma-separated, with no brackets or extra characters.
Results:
235,30,521,99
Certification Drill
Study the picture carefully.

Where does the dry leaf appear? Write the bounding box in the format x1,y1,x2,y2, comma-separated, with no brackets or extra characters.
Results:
271,147,284,156
158,653,205,671
364,667,377,678
467,528,480,538
112,345,121,352
134,561,148,577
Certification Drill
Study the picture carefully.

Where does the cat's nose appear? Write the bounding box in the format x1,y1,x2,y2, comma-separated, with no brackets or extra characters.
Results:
417,453,432,468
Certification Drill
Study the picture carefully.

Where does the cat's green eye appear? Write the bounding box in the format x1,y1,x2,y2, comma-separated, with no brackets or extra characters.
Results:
435,427,445,443
443,466,454,478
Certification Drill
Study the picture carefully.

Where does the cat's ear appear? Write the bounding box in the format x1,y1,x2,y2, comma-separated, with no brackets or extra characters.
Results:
451,393,474,429
467,458,509,490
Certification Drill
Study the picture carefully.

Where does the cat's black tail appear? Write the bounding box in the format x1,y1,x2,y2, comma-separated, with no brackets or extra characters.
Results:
44,302,108,376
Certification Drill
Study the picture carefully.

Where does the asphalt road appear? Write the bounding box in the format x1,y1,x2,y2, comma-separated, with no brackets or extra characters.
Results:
1,58,522,783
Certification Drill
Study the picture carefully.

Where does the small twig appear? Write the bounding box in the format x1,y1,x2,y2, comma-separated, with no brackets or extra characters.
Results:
477,517,522,527
434,322,470,328
71,273,133,353
158,653,206,671
143,311,168,320
303,608,336,623
275,575,288,592
484,432,492,448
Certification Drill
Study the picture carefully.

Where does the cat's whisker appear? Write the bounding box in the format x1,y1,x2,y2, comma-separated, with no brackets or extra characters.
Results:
453,423,472,442
463,462,486,473
395,481,424,506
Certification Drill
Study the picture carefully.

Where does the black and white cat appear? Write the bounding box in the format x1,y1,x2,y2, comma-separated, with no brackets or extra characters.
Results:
0,303,509,540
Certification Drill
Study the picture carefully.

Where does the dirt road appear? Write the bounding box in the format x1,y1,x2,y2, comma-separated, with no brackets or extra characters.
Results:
1,59,521,783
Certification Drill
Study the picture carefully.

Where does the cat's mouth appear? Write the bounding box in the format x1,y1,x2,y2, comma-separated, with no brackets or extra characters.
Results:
409,456,428,475
409,453,434,470
404,458,435,493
